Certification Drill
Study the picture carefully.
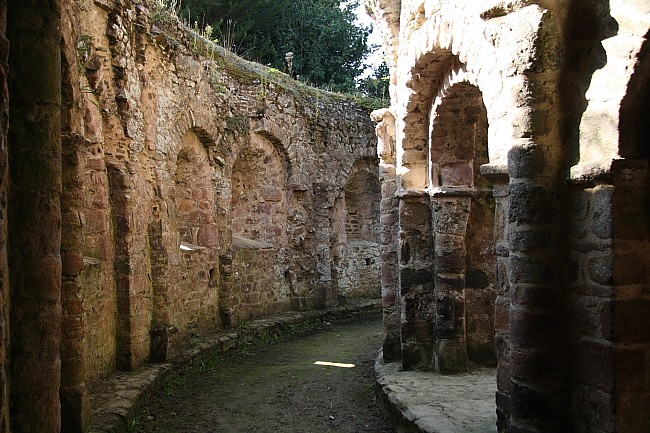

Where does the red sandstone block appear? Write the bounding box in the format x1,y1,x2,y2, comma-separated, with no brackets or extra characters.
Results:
190,210,213,223
510,347,562,383
62,251,84,277
614,252,645,285
495,297,510,331
197,224,219,248
191,188,210,201
440,162,473,187
85,157,105,171
616,389,650,433
615,346,646,391
176,198,195,215
511,284,558,309
63,297,84,317
84,209,109,233
261,189,283,202
509,308,560,348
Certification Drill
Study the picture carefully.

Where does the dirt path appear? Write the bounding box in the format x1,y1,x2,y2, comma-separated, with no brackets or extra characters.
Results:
132,316,394,433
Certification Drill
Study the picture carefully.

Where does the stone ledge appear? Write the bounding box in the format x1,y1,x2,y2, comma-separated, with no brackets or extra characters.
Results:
88,299,381,433
375,352,497,433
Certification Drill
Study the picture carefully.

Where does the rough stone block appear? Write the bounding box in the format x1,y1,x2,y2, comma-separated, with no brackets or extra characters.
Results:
508,226,552,252
432,198,470,234
574,340,614,391
509,254,554,285
510,381,561,426
436,339,468,373
510,347,562,383
440,162,473,186
509,308,560,348
587,254,613,285
507,142,545,179
511,284,558,309
400,267,434,292
497,362,512,394
590,186,613,240
494,297,510,332
571,384,616,433
508,181,554,224
399,200,431,226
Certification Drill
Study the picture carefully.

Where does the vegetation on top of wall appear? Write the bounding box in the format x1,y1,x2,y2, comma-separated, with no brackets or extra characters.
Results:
149,0,379,113
177,0,371,93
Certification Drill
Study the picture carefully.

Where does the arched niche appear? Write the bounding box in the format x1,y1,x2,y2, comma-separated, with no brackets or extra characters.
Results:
230,133,288,247
221,133,291,327
428,79,496,371
174,130,218,248
429,82,489,190
345,164,381,243
333,159,382,300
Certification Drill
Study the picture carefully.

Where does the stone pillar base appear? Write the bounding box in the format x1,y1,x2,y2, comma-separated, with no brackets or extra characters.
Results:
150,325,180,362
436,339,469,373
60,384,91,433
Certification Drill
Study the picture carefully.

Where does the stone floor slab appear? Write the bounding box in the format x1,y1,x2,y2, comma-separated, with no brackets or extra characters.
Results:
375,353,497,433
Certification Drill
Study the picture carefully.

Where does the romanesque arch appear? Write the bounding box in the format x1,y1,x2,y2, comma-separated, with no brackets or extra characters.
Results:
230,133,289,247
332,159,381,300
221,132,291,326
174,130,219,248
428,79,496,371
149,128,222,362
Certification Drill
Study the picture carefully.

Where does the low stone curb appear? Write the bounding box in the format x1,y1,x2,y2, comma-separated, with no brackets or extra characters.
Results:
89,299,381,433
374,351,498,433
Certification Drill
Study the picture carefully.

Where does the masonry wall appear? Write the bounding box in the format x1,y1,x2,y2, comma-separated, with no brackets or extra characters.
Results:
0,0,382,431
8,0,63,431
53,0,379,391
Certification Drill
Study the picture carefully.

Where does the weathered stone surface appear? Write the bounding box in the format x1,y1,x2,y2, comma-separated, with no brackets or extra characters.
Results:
369,0,650,430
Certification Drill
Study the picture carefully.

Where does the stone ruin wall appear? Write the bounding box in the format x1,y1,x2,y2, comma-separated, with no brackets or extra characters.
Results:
13,0,384,429
367,0,650,432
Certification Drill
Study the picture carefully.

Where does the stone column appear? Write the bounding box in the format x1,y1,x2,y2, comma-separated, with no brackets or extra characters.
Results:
373,109,401,361
148,217,173,361
60,134,90,433
507,141,565,433
431,192,470,372
313,183,337,307
106,162,134,370
397,190,435,370
481,165,511,432
7,0,63,430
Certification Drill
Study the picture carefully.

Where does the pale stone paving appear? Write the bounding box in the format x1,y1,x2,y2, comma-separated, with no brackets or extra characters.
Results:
376,355,497,433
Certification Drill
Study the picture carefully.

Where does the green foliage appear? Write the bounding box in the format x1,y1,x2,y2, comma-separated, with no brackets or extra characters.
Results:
180,0,371,92
195,353,223,372
225,115,250,134
357,61,389,99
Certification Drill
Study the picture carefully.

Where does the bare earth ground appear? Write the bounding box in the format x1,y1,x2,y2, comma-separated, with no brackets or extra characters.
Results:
132,316,394,433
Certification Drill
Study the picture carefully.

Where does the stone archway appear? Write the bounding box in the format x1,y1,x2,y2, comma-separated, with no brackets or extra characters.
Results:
428,80,496,372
